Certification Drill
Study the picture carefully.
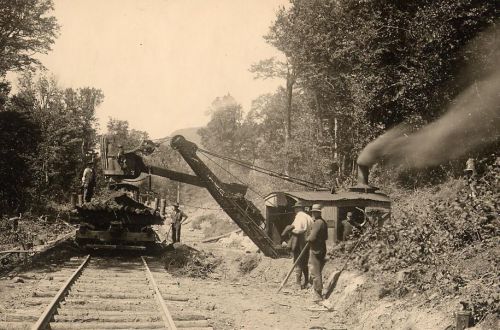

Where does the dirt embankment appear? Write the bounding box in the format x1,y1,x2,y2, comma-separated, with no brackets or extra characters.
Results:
176,160,498,329
166,238,458,330
329,162,499,328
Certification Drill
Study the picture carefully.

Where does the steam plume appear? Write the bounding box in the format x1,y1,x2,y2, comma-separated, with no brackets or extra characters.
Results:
358,35,500,168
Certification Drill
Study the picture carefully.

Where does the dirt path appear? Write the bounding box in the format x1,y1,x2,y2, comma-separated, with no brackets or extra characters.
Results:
176,227,347,329
177,226,459,330
0,226,479,330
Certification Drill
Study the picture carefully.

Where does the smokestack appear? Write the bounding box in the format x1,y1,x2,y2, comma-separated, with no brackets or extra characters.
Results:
349,163,378,193
357,164,369,186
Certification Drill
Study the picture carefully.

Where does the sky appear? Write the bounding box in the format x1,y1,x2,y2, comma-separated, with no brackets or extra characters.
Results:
35,0,288,139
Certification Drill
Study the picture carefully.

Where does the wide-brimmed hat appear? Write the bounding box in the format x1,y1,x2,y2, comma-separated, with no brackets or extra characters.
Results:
311,204,322,212
173,202,180,207
347,211,353,216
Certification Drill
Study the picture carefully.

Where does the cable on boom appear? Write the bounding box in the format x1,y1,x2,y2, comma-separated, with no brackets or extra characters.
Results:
199,152,284,210
199,152,267,200
197,148,326,190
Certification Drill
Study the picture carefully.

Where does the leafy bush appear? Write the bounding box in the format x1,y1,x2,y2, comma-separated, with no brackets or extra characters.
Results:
0,110,40,213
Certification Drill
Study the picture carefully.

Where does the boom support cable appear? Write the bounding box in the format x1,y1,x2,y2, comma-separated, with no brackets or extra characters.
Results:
198,148,326,190
199,152,284,210
199,152,268,201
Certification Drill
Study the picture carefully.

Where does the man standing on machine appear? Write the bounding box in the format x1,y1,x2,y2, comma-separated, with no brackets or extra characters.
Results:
81,161,96,203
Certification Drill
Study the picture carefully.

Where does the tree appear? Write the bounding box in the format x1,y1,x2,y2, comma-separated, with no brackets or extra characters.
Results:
0,0,59,75
14,72,103,200
106,118,149,150
198,94,245,160
263,0,499,179
0,109,40,212
251,58,298,174
248,88,333,185
250,58,297,140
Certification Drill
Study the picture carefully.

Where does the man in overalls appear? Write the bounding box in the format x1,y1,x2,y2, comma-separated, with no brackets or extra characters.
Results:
171,203,188,243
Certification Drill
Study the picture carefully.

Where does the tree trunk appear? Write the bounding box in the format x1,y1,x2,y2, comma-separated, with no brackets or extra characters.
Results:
284,72,294,175
285,78,293,141
334,117,338,160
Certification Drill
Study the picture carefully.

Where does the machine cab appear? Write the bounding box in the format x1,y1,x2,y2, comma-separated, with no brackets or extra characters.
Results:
264,189,391,246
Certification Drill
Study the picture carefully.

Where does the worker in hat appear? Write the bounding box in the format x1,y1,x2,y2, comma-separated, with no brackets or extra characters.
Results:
307,204,328,302
170,202,188,243
282,200,313,289
81,161,96,203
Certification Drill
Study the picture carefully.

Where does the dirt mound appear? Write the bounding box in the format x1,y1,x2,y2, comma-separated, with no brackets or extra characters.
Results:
218,231,259,253
76,192,163,225
161,243,221,278
244,255,290,283
190,213,238,238
78,192,152,213
237,254,261,274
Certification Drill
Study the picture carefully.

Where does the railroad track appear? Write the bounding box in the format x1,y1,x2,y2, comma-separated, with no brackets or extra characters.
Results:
0,255,212,330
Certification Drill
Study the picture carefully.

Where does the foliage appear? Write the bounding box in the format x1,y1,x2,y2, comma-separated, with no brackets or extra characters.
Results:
0,0,59,75
0,109,40,212
331,157,499,324
248,0,499,185
1,72,103,208
198,94,247,160
191,2,498,200
198,89,338,191
106,118,149,150
248,88,335,184
0,213,70,248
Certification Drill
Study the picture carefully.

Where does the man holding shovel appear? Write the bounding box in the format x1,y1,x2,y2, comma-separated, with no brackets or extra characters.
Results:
307,204,328,302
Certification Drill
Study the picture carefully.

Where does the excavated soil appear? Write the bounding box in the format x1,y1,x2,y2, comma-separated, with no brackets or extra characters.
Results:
0,210,496,329
76,192,163,225
0,232,494,330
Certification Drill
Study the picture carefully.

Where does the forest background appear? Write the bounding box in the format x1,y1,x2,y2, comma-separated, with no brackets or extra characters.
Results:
0,0,498,323
0,0,498,212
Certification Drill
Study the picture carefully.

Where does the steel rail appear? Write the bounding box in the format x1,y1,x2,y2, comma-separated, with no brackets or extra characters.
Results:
32,254,91,330
141,256,177,330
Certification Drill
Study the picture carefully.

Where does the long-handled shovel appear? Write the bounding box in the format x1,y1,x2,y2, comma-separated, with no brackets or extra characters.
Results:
323,211,390,299
322,234,364,299
277,242,310,293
